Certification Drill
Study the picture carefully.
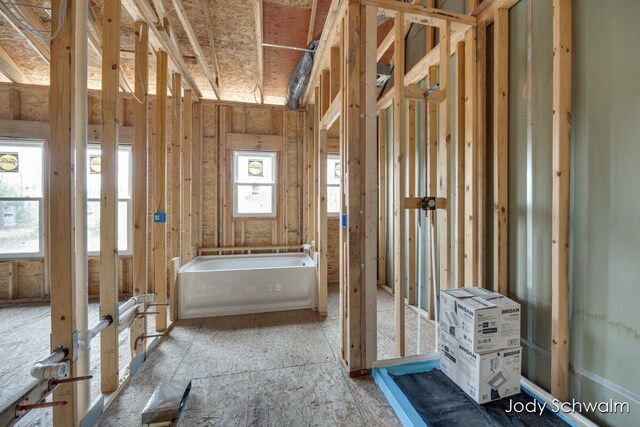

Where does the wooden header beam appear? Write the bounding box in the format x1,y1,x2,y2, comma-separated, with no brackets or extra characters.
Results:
366,0,476,31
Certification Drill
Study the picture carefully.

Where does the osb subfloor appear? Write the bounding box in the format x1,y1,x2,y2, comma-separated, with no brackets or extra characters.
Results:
2,285,437,426
98,285,436,426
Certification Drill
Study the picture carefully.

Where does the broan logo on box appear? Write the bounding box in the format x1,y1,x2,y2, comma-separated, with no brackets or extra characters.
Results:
458,303,474,317
502,308,520,314
458,344,477,359
0,152,19,172
503,350,521,357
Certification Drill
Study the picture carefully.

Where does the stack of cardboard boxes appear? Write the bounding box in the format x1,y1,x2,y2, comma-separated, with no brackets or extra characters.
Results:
439,288,522,404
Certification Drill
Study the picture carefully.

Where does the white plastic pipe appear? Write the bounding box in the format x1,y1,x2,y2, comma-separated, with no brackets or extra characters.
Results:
416,213,423,355
430,210,439,351
118,303,143,333
30,347,68,380
78,316,112,349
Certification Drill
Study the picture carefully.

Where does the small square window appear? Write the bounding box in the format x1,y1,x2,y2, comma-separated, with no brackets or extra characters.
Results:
233,151,277,218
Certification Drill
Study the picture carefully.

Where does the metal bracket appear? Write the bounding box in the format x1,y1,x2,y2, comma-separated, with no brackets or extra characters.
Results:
403,197,445,211
72,330,79,362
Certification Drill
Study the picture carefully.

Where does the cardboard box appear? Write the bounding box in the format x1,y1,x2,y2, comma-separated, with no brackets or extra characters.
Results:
456,342,522,404
456,296,520,353
439,330,458,383
439,289,475,338
440,289,521,353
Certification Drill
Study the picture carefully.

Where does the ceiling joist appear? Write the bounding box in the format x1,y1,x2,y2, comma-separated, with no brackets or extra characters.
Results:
0,3,50,62
169,0,221,99
307,0,318,44
0,44,32,84
198,0,222,98
255,0,264,103
122,0,202,99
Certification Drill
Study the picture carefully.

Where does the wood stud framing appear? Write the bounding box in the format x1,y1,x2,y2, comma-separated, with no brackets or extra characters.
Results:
377,109,387,288
392,13,406,357
464,27,478,287
455,41,465,288
171,73,183,261
551,0,571,403
182,90,193,263
155,50,168,332
132,20,149,359
438,21,451,290
407,101,416,304
49,0,77,422
493,9,509,295
100,0,121,394
14,0,581,415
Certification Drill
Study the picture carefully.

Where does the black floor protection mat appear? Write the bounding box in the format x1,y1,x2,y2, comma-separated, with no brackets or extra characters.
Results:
390,369,569,427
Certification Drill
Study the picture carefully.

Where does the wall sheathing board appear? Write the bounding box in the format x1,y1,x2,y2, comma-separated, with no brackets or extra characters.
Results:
570,0,640,424
507,0,554,391
200,105,305,250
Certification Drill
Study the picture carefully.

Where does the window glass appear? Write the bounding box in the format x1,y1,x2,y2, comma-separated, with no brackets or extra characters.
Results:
233,151,277,217
0,200,40,254
236,185,274,215
0,145,43,198
327,155,341,186
87,200,130,253
0,142,43,257
327,154,341,214
87,145,131,254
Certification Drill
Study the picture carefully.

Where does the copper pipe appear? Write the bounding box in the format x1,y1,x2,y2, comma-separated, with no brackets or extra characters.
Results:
50,375,93,386
16,401,67,412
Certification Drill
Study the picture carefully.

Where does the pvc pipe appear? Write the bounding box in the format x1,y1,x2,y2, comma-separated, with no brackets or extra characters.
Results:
30,346,68,380
430,210,439,351
416,212,423,354
78,315,113,349
73,0,89,418
118,303,143,333
119,294,156,315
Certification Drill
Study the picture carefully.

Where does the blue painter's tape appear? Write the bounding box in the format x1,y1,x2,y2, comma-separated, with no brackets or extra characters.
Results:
341,214,347,228
154,212,166,223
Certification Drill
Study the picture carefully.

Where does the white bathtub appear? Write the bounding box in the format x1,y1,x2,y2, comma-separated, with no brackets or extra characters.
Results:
177,253,317,319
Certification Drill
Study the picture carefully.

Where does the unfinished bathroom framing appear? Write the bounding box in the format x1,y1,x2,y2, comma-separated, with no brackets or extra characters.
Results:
0,0,638,426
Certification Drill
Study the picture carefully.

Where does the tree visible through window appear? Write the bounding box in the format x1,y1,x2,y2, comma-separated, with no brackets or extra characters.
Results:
233,151,277,217
327,154,341,215
0,142,43,257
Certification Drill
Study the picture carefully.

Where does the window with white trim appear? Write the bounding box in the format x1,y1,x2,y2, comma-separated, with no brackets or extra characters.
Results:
0,142,44,258
327,154,341,215
87,145,132,254
233,150,277,218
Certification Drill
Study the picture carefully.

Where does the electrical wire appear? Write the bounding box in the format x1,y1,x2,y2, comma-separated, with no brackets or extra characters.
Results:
123,24,146,104
3,0,67,42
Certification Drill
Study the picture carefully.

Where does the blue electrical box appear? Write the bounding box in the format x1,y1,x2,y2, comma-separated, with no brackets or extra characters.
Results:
341,214,348,229
154,212,167,223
